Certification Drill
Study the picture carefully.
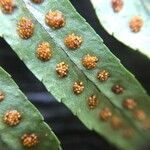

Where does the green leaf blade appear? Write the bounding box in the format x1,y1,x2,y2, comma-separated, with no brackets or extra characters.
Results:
90,0,150,58
0,67,61,150
24,0,150,134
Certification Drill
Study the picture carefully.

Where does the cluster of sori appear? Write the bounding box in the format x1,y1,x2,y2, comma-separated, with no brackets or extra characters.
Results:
0,90,38,148
112,0,143,33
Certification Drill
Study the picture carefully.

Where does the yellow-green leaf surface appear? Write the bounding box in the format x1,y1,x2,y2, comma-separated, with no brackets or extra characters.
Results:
0,0,150,150
90,0,150,58
0,67,61,150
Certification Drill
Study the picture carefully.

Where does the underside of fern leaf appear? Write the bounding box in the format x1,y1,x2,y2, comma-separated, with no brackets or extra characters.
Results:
0,67,61,150
90,0,150,58
0,0,150,150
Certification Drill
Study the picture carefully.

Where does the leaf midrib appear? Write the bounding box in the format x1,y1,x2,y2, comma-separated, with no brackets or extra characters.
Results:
22,0,148,139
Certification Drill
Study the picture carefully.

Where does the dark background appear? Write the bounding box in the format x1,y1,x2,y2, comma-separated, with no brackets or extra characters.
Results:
0,0,150,150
